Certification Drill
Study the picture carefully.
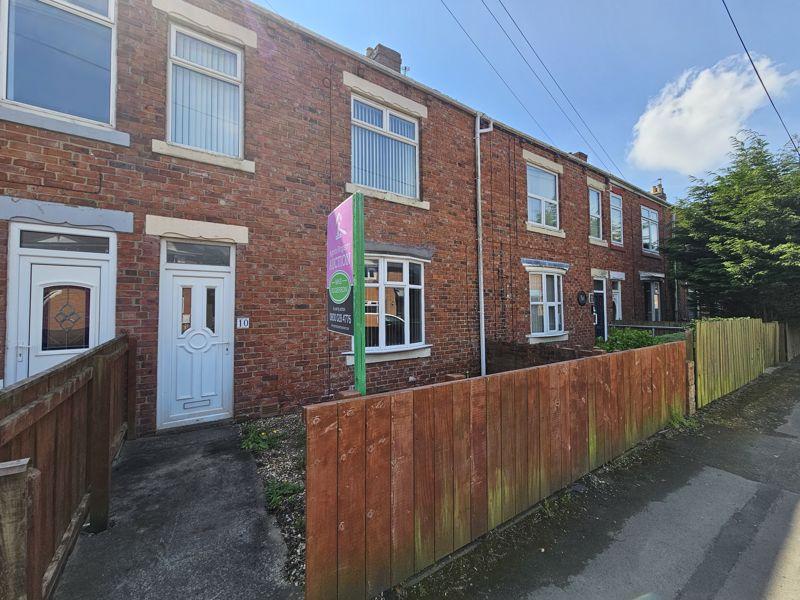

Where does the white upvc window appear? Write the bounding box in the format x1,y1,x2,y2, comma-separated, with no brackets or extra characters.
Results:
641,206,660,252
364,256,425,351
611,280,622,321
1,0,116,125
351,95,419,199
589,188,602,239
610,193,623,244
527,165,559,229
529,271,564,336
167,24,243,158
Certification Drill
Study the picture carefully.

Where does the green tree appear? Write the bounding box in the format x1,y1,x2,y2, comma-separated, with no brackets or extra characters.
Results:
667,133,800,320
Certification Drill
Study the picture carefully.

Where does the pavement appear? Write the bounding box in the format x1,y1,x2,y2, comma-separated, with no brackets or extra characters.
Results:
405,358,800,600
54,425,298,600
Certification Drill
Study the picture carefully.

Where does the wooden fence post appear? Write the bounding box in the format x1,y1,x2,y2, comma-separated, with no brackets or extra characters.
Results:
87,354,111,533
0,458,31,600
126,336,137,441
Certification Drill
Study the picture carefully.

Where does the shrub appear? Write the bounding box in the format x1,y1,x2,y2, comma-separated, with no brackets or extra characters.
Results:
597,328,659,352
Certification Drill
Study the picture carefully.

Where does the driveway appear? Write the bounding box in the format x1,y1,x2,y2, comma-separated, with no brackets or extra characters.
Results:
406,359,800,600
55,425,298,600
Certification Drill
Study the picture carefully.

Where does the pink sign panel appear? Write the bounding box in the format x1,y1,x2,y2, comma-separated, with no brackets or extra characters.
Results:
327,195,354,335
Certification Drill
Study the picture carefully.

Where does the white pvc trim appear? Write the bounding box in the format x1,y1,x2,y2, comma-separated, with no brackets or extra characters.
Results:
344,344,431,365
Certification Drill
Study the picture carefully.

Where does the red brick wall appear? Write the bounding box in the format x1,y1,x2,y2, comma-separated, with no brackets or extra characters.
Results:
0,0,674,432
479,129,673,349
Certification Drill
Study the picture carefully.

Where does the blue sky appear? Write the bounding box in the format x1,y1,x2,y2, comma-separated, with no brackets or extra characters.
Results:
256,0,800,203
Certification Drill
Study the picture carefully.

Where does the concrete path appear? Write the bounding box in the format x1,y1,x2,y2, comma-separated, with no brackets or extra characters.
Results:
55,425,298,600
407,359,800,600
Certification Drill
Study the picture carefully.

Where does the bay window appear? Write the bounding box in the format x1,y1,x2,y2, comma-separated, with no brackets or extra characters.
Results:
3,0,114,124
529,271,564,336
364,256,424,350
610,193,623,244
527,165,559,229
168,24,243,158
351,96,418,199
641,206,660,252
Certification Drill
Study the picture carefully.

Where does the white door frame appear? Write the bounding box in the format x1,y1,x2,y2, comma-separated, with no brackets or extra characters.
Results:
4,222,116,386
156,238,235,430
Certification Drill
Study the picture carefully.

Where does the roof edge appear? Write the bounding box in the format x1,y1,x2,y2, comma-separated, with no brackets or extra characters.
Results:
241,1,671,208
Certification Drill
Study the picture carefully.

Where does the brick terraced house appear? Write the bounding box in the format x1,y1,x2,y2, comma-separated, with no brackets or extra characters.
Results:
0,0,680,434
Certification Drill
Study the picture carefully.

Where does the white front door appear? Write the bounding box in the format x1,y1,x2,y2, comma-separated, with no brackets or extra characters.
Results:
5,224,116,385
157,241,234,430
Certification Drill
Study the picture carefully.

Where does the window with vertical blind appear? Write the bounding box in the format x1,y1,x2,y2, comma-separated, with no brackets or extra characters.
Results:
3,0,115,124
363,256,424,350
168,24,243,158
351,96,419,199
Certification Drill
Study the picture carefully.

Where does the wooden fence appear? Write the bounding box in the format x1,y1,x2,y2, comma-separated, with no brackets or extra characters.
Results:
0,335,135,600
784,321,800,363
694,318,780,407
304,341,688,599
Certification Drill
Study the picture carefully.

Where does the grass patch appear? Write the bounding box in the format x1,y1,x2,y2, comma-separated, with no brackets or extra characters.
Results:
265,478,305,511
667,411,700,431
241,422,284,452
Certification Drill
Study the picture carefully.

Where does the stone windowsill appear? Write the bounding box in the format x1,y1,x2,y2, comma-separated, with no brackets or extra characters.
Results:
344,344,432,365
642,249,661,259
0,102,130,146
151,140,255,173
345,183,429,210
527,333,569,345
589,237,609,247
526,222,566,238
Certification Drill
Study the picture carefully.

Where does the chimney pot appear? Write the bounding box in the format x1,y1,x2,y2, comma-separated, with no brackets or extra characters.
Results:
572,151,588,162
366,44,403,73
651,180,667,200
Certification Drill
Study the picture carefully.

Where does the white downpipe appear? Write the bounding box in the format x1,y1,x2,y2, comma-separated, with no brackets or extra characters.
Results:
475,113,493,376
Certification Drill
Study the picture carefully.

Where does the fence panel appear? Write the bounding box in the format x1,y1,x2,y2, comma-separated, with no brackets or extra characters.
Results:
0,335,133,600
694,318,783,407
306,341,688,599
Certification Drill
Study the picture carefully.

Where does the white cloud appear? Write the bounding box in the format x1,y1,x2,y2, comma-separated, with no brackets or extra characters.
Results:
628,54,800,175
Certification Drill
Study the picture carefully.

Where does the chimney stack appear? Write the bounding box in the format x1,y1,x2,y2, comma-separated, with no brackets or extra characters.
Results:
651,179,667,201
572,151,588,162
366,44,403,73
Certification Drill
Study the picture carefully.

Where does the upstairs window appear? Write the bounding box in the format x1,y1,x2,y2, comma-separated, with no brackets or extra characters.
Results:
168,25,243,158
351,96,418,198
641,206,660,252
364,256,424,350
589,188,602,239
610,193,623,244
527,165,559,229
529,271,564,336
4,0,114,124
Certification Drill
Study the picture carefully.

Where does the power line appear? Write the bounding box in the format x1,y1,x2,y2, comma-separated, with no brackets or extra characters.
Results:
720,0,800,159
438,0,554,144
496,0,626,177
479,0,618,176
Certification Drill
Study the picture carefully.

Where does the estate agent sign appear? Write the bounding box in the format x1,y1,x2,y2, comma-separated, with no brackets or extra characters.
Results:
327,196,355,335
326,193,366,394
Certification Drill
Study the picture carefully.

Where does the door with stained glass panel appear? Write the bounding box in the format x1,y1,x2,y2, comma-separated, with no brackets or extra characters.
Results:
27,264,101,376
